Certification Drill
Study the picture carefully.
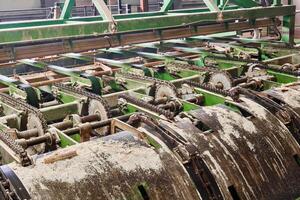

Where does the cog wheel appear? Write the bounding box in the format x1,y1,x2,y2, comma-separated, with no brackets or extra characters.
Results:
246,63,268,77
282,63,296,71
26,113,45,154
154,83,178,100
88,99,110,135
209,72,233,90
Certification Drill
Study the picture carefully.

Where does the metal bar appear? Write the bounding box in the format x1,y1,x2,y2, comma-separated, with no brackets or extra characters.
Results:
117,0,123,14
0,4,292,45
282,0,296,44
160,0,174,12
60,0,75,20
282,14,296,44
0,18,277,63
140,0,149,12
19,59,79,77
61,52,132,68
203,0,221,12
63,114,132,135
272,0,282,6
92,0,114,21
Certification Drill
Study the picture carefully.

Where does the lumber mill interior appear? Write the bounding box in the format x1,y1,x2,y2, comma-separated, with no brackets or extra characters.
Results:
0,0,300,199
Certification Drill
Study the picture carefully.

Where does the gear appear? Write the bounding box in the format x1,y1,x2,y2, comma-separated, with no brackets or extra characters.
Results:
26,113,45,154
246,63,268,77
154,83,178,99
209,72,233,90
54,83,110,135
88,99,109,135
118,72,178,100
281,63,296,71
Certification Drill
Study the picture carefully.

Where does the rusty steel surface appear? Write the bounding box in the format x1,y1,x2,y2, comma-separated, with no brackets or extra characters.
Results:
156,97,300,199
9,133,201,200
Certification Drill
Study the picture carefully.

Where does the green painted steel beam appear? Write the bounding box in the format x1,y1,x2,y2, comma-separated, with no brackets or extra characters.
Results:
101,48,173,61
60,0,114,21
62,53,93,62
62,52,131,68
19,58,103,94
160,0,174,12
272,0,282,6
0,4,234,30
203,0,220,12
19,59,80,77
282,14,295,44
60,0,75,20
63,52,152,75
0,5,294,45
168,5,238,13
0,75,21,87
0,20,63,30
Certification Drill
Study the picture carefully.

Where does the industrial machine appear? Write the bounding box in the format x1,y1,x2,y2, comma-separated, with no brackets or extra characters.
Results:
0,0,299,200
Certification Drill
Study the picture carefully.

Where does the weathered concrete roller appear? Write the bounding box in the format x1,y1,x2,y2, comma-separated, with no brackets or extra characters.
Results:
264,83,300,115
157,97,300,200
3,132,201,200
262,83,300,144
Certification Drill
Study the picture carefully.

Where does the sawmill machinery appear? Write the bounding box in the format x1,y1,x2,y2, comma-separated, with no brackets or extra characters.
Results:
0,38,299,199
0,0,299,200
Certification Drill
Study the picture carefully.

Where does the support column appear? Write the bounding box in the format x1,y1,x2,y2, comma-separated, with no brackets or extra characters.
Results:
140,0,149,12
294,0,300,39
282,0,296,44
282,14,295,44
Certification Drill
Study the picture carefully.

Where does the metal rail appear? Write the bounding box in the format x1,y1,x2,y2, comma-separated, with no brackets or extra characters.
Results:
0,0,295,62
0,19,278,63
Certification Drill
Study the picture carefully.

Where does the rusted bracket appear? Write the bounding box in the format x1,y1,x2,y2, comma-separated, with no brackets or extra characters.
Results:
79,123,92,142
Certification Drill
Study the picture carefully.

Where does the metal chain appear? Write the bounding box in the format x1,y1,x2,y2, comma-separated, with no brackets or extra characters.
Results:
0,93,49,166
0,130,31,167
204,55,300,76
53,83,111,118
183,80,237,98
165,61,220,73
117,71,178,95
119,94,175,119
0,93,48,131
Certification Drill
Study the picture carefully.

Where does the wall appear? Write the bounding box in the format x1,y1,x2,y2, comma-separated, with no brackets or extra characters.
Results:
294,1,300,38
44,0,58,7
0,0,41,10
76,0,92,6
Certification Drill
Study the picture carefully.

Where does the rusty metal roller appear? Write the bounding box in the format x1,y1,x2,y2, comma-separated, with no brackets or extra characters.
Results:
159,98,300,200
5,131,201,200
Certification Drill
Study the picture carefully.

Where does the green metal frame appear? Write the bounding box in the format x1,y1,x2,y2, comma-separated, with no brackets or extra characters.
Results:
0,1,295,45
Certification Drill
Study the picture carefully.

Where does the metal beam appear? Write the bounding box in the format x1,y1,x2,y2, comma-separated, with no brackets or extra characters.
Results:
283,15,295,44
0,18,278,63
60,0,75,20
0,5,293,45
140,0,149,12
160,0,174,12
203,0,221,12
92,0,114,21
